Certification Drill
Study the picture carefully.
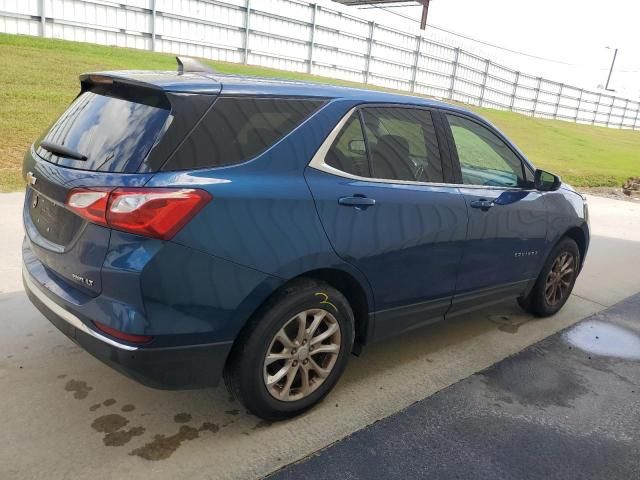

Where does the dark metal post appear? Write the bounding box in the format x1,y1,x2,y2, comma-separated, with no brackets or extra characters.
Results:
420,0,431,30
605,48,618,91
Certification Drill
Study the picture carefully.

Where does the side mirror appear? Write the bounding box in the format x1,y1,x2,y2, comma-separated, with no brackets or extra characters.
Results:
534,169,561,191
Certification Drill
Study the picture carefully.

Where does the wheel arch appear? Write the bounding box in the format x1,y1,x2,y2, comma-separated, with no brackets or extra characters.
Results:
563,225,588,269
294,268,372,352
228,266,374,363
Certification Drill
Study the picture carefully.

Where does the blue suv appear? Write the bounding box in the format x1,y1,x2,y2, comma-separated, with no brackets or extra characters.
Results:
22,59,589,420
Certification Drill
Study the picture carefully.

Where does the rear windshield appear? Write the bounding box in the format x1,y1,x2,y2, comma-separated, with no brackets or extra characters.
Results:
162,97,324,171
37,88,170,172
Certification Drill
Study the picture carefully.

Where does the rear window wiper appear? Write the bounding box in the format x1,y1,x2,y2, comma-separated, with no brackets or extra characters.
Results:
39,141,87,161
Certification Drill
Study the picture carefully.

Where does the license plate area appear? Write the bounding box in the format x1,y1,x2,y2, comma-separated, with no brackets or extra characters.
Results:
28,188,83,247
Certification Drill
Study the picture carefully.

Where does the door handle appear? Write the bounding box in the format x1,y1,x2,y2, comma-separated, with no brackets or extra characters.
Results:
338,196,376,209
470,199,495,211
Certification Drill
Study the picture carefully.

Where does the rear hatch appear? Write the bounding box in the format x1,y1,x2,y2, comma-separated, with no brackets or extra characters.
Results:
23,71,219,296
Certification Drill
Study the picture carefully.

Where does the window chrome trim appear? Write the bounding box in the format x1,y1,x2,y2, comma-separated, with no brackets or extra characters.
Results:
308,106,540,192
308,107,461,188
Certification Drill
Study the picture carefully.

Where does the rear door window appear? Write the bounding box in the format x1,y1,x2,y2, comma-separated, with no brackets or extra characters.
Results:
37,89,170,173
163,97,324,171
325,112,370,178
360,107,444,183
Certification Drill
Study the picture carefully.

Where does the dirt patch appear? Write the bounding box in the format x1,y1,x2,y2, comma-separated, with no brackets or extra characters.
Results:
103,398,116,407
130,422,220,461
91,414,129,434
121,404,135,413
580,186,640,202
489,314,530,334
64,379,92,399
173,413,192,423
251,420,272,430
103,426,145,447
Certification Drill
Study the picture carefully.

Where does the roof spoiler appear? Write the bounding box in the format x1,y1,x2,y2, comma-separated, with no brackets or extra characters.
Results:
176,56,215,75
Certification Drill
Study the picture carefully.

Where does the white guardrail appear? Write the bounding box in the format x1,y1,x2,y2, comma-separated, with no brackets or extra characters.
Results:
1,0,639,130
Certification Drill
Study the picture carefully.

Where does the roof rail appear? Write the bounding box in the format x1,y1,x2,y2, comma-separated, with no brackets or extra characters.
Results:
176,56,215,75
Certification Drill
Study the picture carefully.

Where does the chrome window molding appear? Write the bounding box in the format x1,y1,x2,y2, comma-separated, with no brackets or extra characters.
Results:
308,106,537,192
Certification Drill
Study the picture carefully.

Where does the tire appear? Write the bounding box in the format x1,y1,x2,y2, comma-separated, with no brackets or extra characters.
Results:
519,237,581,317
224,278,354,421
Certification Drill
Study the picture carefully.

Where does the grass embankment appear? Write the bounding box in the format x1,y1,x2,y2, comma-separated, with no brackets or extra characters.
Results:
1,33,638,191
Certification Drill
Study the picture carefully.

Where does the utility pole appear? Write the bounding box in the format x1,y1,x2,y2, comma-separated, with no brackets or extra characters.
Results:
605,47,618,91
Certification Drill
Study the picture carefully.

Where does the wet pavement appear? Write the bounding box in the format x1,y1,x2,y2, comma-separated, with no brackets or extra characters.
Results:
272,293,640,480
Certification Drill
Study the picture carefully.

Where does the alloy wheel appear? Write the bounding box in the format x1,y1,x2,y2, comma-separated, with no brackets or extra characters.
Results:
263,309,341,402
544,251,576,306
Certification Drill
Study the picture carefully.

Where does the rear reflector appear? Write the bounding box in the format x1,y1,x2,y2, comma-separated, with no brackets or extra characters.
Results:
66,187,211,240
93,321,153,344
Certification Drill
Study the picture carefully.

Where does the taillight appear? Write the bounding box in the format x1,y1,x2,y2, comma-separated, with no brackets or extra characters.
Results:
66,187,212,240
66,188,111,226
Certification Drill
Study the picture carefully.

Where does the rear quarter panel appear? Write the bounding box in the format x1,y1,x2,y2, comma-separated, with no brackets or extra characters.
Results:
145,99,376,330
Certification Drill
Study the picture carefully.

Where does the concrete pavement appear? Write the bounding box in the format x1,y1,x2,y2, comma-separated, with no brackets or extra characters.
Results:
1,192,640,479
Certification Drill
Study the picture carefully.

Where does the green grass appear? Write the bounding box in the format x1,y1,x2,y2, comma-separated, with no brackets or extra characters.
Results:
1,33,639,191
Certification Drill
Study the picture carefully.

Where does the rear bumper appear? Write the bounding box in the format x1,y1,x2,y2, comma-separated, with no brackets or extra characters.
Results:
23,265,232,389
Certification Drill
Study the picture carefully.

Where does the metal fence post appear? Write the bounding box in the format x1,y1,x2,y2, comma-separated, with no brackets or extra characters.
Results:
308,3,318,74
410,35,421,93
478,59,490,107
592,94,601,125
621,99,629,129
606,96,614,127
150,0,156,52
244,0,251,64
509,71,520,111
553,83,563,119
574,88,583,122
364,21,375,84
39,0,46,37
448,48,460,100
634,102,640,131
532,77,541,117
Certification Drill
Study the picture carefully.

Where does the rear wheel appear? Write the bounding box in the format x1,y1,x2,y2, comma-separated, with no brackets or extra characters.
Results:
224,278,354,421
519,237,580,317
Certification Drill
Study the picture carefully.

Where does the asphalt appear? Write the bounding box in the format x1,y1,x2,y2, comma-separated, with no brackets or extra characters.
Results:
272,293,640,480
1,192,640,479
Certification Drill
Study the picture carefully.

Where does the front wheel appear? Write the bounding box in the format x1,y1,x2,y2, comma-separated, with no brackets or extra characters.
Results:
519,237,580,317
224,278,354,421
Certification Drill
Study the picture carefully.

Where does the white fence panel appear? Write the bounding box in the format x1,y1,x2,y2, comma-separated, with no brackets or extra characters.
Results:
0,0,638,130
